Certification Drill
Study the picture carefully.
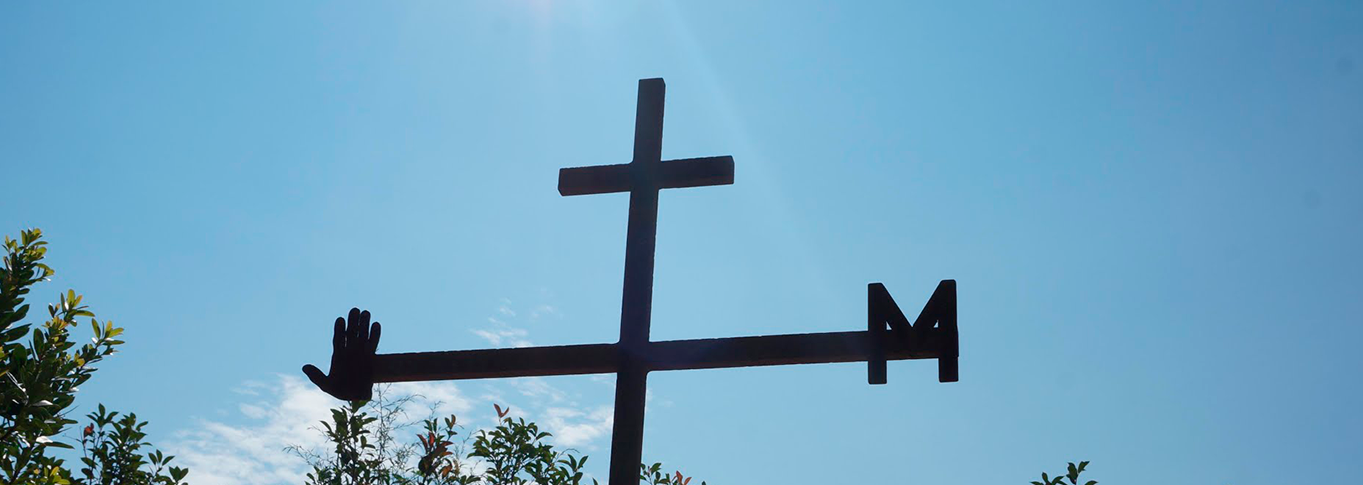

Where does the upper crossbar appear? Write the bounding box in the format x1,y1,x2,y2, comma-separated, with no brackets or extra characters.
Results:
558,156,735,196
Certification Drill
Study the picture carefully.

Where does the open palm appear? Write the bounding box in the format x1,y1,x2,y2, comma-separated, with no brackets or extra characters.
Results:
302,307,381,401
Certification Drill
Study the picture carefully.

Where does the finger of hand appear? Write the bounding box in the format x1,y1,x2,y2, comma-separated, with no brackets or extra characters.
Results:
357,310,371,343
332,317,345,351
302,364,331,393
368,321,382,353
347,307,361,348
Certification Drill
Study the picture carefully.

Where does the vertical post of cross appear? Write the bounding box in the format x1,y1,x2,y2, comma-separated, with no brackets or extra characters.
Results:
555,78,733,484
609,78,666,485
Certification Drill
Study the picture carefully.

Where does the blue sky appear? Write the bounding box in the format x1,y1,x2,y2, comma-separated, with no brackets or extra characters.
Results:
3,1,1361,483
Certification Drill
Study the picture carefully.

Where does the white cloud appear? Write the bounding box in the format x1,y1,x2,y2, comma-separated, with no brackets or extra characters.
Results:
471,303,532,348
391,380,475,419
166,377,617,485
231,380,267,396
529,304,560,320
471,327,531,348
540,406,614,449
166,376,473,485
512,377,569,404
167,375,334,485
239,403,267,419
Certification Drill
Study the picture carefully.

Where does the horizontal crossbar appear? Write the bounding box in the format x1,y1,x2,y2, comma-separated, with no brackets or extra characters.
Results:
558,156,735,196
373,330,948,383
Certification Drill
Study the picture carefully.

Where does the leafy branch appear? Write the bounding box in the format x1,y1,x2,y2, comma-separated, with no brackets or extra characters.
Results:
1031,460,1095,485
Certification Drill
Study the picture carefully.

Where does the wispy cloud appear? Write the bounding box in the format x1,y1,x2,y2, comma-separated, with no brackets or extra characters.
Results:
512,377,570,404
167,376,474,485
541,406,614,449
166,375,333,485
471,324,531,348
529,304,560,320
497,298,517,317
471,299,536,348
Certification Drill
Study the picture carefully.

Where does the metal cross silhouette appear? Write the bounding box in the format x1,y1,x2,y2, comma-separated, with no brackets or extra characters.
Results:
303,78,959,485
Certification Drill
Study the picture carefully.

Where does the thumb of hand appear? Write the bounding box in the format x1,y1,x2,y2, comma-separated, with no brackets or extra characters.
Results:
302,364,331,393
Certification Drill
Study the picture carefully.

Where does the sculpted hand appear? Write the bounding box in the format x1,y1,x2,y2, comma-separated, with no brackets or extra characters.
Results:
302,308,382,401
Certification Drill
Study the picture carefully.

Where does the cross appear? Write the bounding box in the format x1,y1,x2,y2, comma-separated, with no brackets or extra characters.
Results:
302,78,959,485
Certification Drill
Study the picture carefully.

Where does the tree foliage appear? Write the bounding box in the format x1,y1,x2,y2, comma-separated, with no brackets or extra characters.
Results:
1031,460,1096,485
294,392,703,485
74,404,189,485
0,229,186,484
